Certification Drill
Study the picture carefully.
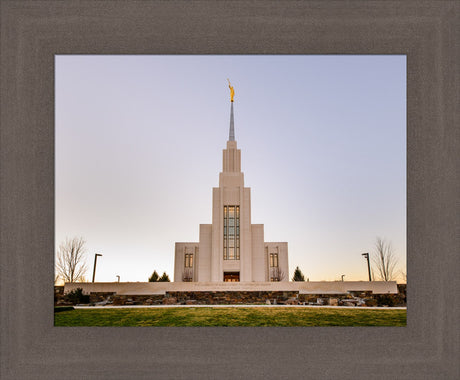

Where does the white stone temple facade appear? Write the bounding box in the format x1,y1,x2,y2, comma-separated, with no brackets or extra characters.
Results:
174,96,289,282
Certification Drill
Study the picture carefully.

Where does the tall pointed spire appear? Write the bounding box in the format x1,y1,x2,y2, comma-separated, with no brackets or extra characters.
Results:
229,102,235,141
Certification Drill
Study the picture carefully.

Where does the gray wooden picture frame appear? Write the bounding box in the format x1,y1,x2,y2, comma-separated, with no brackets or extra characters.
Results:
1,1,458,379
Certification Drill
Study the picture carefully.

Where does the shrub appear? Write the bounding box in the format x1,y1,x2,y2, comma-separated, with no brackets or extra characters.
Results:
375,294,395,307
54,306,75,313
364,299,378,307
65,288,90,305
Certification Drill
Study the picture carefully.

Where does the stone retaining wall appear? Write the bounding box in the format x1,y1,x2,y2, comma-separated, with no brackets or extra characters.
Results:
111,294,165,305
89,292,116,304
166,291,299,305
56,288,407,306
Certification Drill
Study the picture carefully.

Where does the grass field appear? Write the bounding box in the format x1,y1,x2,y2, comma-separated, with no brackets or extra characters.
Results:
54,307,406,327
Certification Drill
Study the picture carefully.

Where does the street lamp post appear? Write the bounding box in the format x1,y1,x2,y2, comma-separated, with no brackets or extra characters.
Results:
362,252,372,281
92,253,102,282
341,274,345,282
116,275,120,283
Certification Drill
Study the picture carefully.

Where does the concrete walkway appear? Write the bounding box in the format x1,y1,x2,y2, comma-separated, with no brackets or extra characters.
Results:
74,305,406,310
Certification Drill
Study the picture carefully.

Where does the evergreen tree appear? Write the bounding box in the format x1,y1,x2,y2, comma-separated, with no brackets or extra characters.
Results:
292,266,305,281
158,272,171,282
148,270,159,282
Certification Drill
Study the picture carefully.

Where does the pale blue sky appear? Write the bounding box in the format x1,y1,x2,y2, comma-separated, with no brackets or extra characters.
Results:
55,55,406,282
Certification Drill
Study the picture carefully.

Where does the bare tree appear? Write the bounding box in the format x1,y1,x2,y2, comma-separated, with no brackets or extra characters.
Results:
182,268,193,282
372,237,398,281
55,237,88,283
399,269,407,284
270,267,286,281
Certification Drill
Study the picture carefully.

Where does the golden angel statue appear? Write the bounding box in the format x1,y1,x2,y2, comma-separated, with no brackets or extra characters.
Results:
227,79,235,102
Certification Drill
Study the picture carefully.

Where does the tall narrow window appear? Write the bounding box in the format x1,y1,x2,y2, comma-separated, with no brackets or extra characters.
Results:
184,253,193,268
223,205,240,260
270,252,281,281
269,253,279,268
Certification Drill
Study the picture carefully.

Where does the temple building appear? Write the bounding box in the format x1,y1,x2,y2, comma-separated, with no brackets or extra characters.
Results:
174,82,289,282
63,82,399,300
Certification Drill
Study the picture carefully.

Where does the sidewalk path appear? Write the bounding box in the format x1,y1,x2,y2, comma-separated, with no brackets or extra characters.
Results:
74,305,406,310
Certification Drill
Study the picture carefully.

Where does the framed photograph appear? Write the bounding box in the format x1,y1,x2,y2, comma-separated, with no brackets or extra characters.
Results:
54,54,406,325
1,1,458,378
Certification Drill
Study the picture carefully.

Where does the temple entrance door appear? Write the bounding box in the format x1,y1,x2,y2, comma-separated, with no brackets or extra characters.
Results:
223,272,240,282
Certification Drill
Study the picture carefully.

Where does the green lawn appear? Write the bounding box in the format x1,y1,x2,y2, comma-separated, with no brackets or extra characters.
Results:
55,307,406,327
